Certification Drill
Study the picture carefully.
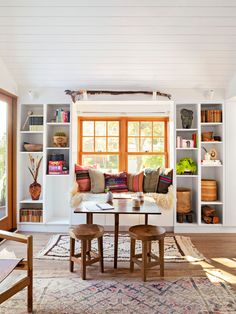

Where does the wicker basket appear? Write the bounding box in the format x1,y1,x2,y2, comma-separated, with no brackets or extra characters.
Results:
177,188,191,214
201,179,217,201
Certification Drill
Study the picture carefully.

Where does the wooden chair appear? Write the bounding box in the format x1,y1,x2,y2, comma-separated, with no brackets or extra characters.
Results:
129,224,166,282
0,230,33,313
69,224,104,280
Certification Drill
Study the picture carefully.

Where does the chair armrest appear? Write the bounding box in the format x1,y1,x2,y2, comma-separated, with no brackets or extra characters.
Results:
0,230,29,244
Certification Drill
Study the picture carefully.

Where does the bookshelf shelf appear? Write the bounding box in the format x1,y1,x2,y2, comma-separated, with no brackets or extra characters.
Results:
20,199,44,204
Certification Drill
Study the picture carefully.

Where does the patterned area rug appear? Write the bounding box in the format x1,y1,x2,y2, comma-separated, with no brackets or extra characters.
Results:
1,276,236,313
36,234,206,263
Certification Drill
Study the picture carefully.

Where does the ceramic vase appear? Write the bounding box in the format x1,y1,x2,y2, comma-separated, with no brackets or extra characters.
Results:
29,181,41,200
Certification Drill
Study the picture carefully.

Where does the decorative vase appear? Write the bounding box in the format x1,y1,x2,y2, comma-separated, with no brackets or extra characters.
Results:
106,191,113,203
180,109,193,129
29,181,41,200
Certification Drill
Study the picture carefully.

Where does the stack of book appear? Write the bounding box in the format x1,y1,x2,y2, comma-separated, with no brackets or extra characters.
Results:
29,115,44,131
201,110,222,123
20,208,43,222
55,109,70,123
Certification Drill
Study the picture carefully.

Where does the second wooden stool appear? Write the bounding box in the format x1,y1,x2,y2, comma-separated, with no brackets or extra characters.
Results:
69,224,104,280
129,224,166,282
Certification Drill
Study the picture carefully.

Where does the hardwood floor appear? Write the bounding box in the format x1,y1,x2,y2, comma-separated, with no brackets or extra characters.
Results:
1,232,236,289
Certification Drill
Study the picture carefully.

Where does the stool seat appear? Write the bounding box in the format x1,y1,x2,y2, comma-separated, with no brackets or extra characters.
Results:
69,224,104,241
69,224,104,280
129,224,165,241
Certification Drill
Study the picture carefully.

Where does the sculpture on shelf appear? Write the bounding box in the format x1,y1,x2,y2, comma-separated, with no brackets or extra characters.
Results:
180,109,193,129
28,154,43,200
65,89,172,102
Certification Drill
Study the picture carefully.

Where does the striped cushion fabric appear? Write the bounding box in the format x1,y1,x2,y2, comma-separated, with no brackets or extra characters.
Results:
75,164,96,192
157,169,173,194
127,171,144,192
104,172,128,193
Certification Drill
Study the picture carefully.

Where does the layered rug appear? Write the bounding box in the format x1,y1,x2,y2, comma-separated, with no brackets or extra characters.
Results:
1,276,236,313
36,234,206,263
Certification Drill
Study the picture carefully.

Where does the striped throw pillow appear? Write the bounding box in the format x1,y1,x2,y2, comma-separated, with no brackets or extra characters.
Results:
104,172,128,193
75,164,96,192
157,169,173,194
127,171,144,192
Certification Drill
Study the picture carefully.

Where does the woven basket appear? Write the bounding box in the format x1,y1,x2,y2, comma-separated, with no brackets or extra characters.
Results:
177,188,191,214
201,179,217,201
202,132,213,142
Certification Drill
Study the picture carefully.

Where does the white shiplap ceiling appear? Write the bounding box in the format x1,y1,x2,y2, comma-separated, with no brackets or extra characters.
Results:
1,0,236,90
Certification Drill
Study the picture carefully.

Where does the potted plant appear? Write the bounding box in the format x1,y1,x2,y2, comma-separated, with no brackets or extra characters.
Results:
53,132,68,147
176,157,197,175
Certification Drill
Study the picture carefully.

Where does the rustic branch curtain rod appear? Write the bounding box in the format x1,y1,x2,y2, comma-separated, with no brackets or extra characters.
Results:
65,89,171,103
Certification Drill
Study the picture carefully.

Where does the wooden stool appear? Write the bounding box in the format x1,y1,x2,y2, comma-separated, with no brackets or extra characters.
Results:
129,224,166,282
69,224,104,280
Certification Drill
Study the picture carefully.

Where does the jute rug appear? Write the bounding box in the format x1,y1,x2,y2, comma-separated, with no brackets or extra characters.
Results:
1,276,235,313
36,234,206,263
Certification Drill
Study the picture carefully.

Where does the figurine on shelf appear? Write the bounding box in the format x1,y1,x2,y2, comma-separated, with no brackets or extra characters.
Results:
180,109,193,129
53,132,68,147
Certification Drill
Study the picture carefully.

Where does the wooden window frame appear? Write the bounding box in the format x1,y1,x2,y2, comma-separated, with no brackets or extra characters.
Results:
78,116,169,172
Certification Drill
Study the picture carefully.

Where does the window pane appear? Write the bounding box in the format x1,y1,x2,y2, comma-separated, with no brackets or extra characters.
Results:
140,137,152,152
128,137,139,152
153,122,165,136
108,137,119,152
83,121,94,136
95,121,106,136
82,155,119,173
128,122,139,136
128,155,165,173
82,137,94,152
0,101,7,220
108,121,119,136
95,137,106,152
140,121,152,136
153,138,164,152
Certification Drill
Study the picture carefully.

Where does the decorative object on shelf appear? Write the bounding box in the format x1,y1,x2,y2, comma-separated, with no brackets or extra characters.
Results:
177,188,191,214
201,159,222,166
28,154,43,200
176,134,197,148
53,132,68,147
65,89,172,102
182,139,194,148
24,142,43,152
202,206,219,224
209,148,218,160
201,109,222,123
176,158,197,175
213,136,221,142
202,146,211,161
180,109,193,129
22,110,33,130
201,179,217,201
202,131,213,142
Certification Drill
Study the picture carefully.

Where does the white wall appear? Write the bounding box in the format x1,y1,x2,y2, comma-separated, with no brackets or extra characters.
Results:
0,57,17,95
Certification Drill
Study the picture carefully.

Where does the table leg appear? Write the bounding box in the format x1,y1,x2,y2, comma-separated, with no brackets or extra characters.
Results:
86,213,93,258
114,214,119,269
145,214,148,225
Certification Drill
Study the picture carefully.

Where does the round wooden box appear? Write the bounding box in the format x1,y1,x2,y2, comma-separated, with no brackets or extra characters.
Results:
177,188,191,214
201,179,217,201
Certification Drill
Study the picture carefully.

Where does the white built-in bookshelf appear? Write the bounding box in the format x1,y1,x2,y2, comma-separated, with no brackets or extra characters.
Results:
17,103,72,231
174,101,225,232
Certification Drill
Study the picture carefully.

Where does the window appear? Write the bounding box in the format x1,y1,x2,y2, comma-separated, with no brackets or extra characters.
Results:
78,117,168,172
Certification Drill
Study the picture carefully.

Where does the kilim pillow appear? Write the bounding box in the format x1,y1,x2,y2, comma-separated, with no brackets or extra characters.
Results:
157,168,173,194
75,164,96,192
104,172,128,193
127,171,144,192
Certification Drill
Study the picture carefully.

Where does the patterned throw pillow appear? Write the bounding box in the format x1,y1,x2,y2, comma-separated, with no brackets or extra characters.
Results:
75,164,96,192
127,171,144,192
89,168,105,193
104,172,128,193
157,169,173,194
143,168,160,193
